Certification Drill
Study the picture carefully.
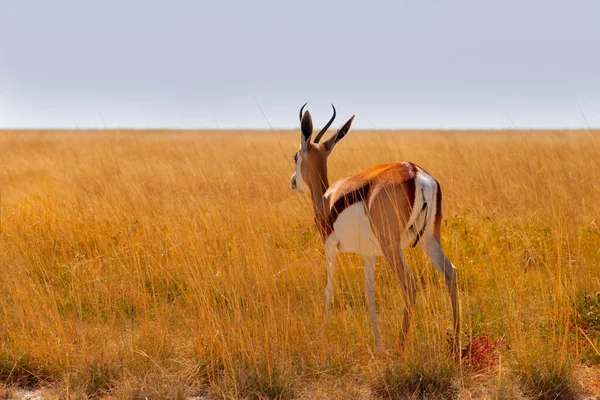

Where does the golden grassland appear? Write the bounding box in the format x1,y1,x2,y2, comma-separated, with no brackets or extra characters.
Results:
1,128,600,399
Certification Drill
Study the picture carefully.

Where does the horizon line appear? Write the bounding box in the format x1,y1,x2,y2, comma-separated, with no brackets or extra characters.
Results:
0,126,597,132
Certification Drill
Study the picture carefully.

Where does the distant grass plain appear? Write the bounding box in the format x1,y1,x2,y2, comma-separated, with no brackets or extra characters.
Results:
1,129,599,399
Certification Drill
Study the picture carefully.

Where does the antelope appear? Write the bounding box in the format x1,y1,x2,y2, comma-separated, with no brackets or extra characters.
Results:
290,103,461,352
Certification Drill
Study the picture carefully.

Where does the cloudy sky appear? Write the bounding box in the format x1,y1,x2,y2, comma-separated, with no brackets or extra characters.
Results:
1,0,599,129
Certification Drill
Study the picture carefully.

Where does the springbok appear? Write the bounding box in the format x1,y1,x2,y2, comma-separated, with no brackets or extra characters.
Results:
290,103,461,352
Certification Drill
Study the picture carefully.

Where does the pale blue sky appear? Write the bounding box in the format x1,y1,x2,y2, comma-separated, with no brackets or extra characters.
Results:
1,0,599,129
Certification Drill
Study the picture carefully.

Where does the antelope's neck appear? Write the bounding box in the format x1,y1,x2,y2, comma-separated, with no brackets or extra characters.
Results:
310,174,329,211
310,174,331,240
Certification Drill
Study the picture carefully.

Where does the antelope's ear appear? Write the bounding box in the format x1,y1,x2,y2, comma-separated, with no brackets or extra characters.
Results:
300,110,313,152
324,115,355,153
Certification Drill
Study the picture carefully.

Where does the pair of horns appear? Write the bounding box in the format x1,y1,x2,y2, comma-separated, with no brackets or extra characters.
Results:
299,102,337,143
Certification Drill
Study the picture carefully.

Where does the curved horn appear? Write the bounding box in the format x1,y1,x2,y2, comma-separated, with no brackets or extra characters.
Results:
313,103,336,143
299,102,308,122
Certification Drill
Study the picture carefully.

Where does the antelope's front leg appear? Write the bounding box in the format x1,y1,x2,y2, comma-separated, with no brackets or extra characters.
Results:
364,255,382,351
324,237,338,321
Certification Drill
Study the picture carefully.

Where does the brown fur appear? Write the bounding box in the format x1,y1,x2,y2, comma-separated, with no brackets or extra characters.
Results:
312,162,418,241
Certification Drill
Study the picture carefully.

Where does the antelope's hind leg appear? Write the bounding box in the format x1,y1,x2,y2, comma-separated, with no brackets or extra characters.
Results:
383,246,417,344
371,242,416,345
421,237,461,353
368,186,417,346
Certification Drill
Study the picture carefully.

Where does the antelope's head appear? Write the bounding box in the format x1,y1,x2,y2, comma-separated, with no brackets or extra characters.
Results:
290,103,355,194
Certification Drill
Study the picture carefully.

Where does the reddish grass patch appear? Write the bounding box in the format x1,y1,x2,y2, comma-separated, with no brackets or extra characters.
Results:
461,334,504,372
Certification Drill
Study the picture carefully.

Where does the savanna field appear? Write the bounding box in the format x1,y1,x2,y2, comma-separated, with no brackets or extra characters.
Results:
1,129,600,399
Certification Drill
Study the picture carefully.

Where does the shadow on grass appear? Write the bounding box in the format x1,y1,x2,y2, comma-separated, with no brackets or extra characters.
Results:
517,361,577,400
371,359,458,399
210,358,296,400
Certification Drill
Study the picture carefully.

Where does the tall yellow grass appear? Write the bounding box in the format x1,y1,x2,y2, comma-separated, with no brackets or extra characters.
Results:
1,129,599,398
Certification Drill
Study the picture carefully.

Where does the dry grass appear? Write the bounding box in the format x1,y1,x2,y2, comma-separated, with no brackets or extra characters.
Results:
1,128,599,399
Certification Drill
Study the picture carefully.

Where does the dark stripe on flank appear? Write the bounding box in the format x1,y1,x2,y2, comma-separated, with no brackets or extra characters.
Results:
434,182,442,242
317,183,371,239
410,202,428,248
331,183,371,225
404,177,417,215
409,187,429,248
